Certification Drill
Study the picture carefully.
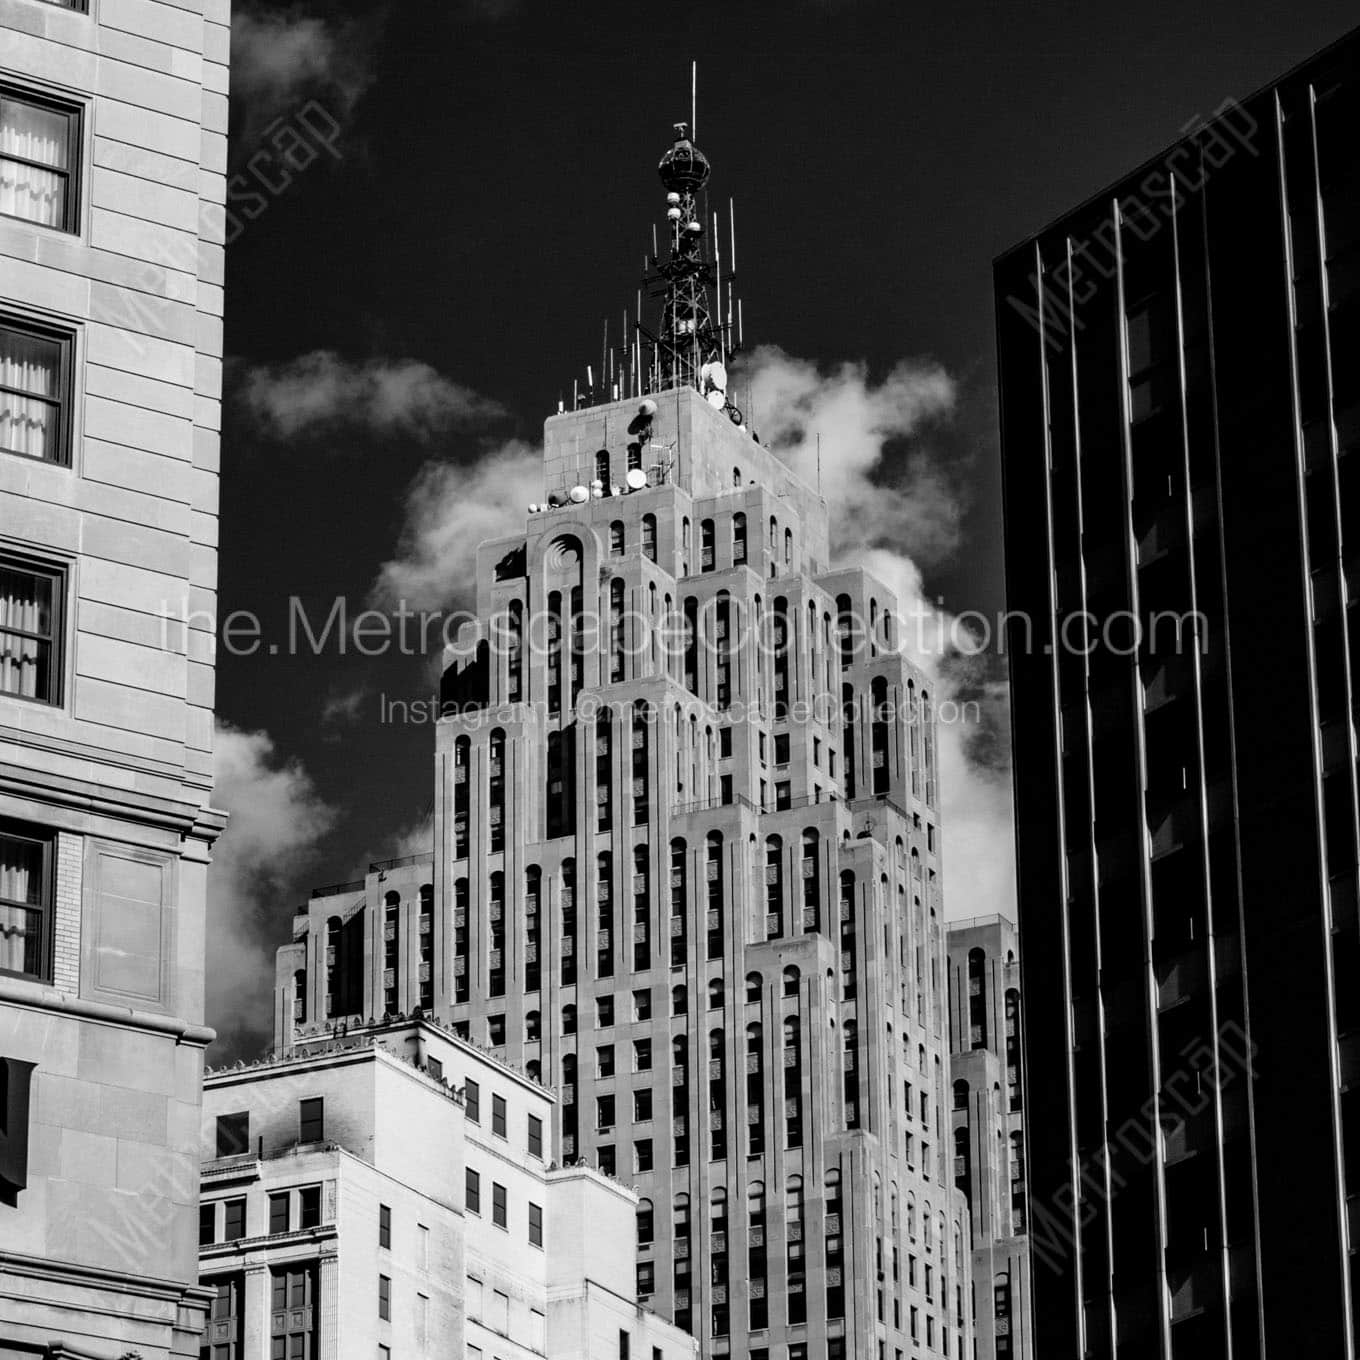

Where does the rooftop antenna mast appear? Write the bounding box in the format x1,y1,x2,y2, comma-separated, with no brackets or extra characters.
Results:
635,61,741,404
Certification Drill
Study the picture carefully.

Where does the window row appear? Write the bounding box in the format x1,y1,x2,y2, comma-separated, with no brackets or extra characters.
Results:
464,1166,543,1247
462,1077,544,1157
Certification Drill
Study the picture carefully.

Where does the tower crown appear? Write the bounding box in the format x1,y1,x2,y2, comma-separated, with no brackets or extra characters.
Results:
658,122,710,192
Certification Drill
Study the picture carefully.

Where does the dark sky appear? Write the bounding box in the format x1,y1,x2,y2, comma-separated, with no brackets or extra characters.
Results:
212,0,1357,1050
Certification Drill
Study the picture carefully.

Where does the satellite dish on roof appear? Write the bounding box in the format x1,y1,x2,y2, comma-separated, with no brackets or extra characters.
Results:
569,485,589,504
625,468,648,491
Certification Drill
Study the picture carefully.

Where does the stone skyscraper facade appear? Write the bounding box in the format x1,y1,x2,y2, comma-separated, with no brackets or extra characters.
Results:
946,916,1032,1360
0,0,231,1354
278,129,974,1360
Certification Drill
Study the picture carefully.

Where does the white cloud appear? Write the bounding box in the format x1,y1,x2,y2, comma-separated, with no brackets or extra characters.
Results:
738,345,961,567
320,682,370,731
369,439,542,611
208,722,336,1059
236,351,505,442
231,8,373,142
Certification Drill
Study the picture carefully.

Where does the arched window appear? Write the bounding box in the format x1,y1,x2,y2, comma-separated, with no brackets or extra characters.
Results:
782,964,800,997
669,838,687,968
595,448,610,484
733,465,742,487
610,520,624,555
709,1028,724,1061
968,947,988,1048
609,578,625,682
1006,987,1023,1111
637,1198,654,1245
487,871,505,998
700,518,715,572
784,526,793,566
526,1059,540,1083
783,1015,803,1149
907,1193,917,1239
801,829,820,932
453,734,471,859
769,515,778,549
526,1009,540,1041
562,1003,576,1034
627,441,643,472
292,968,306,1024
672,983,687,1015
746,1022,765,1156
843,1019,860,1128
705,832,724,961
489,728,507,852
785,1176,806,1323
523,867,541,993
382,891,400,1015
870,677,889,795
953,1079,970,1111
745,971,762,1004
642,513,657,561
765,834,784,939
596,851,614,978
732,511,747,565
506,599,523,702
709,977,725,1010
324,914,343,1017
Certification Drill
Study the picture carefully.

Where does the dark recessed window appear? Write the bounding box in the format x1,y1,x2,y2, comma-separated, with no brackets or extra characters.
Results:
198,1203,215,1245
378,1202,391,1248
528,1201,543,1248
0,317,74,465
465,1078,480,1123
378,1273,391,1321
268,1192,289,1235
0,554,66,704
222,1197,246,1242
215,1112,249,1158
0,819,53,981
465,1167,481,1214
298,1097,324,1143
492,1181,507,1229
299,1185,321,1229
527,1113,543,1159
0,86,81,232
491,1093,506,1138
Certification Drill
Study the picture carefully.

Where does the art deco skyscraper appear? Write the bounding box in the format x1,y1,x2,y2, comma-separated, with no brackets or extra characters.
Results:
0,0,231,1354
996,25,1360,1359
279,126,973,1360
946,916,1032,1360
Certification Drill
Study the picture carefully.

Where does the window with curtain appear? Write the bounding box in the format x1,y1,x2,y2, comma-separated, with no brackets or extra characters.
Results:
0,88,79,231
0,556,63,703
0,318,72,464
0,820,52,981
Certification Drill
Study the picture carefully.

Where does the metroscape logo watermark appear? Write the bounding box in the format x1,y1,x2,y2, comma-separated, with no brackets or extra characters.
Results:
159,594,1209,666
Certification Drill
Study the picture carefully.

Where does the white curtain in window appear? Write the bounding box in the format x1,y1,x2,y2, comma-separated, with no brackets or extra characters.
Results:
0,832,41,974
0,329,58,459
0,99,67,227
0,566,50,699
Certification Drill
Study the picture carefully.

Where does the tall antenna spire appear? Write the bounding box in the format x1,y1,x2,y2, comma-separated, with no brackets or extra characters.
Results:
637,117,741,408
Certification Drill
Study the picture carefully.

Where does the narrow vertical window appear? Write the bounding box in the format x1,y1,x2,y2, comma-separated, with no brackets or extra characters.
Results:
0,820,52,981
